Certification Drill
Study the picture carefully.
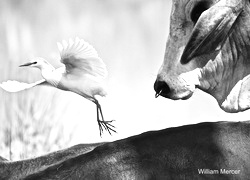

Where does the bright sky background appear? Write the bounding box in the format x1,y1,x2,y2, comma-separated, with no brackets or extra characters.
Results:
1,0,250,159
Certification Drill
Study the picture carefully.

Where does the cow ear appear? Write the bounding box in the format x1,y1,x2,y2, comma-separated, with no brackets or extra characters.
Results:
180,1,244,64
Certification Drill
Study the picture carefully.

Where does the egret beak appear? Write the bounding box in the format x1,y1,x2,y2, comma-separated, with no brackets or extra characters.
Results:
19,62,37,67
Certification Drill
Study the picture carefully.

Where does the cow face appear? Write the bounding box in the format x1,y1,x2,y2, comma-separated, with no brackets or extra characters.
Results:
154,0,250,112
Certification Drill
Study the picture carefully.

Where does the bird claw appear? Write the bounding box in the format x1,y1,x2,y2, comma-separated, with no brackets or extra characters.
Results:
98,119,116,136
95,100,116,136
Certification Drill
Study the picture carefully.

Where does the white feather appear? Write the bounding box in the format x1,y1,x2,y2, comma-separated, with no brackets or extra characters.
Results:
58,37,107,80
0,79,47,92
57,42,63,54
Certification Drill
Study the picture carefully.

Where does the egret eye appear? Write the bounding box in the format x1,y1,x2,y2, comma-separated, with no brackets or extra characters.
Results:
191,1,210,24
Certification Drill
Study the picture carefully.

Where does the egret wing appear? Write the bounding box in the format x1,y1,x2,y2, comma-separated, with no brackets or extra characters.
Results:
57,37,108,80
0,79,48,92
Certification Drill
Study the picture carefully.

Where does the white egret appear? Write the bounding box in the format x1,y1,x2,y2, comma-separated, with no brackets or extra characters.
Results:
0,37,116,136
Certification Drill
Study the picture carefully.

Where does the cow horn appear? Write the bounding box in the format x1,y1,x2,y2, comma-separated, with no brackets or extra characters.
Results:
180,0,244,64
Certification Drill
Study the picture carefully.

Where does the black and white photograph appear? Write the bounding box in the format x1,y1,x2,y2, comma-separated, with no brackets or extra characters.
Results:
0,0,250,179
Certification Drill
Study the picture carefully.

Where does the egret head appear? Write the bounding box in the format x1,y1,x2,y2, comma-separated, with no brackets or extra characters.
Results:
19,57,51,70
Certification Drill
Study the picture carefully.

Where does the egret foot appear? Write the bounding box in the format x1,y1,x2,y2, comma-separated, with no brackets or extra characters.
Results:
95,100,116,136
97,119,116,136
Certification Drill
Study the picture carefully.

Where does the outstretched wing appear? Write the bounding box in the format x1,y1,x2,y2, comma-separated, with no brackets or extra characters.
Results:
57,37,108,80
0,79,48,92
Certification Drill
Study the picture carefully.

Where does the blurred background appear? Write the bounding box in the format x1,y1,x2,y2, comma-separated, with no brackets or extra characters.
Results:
1,0,250,160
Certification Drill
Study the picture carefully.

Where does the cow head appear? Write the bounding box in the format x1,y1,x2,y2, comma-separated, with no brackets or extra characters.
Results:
154,0,250,113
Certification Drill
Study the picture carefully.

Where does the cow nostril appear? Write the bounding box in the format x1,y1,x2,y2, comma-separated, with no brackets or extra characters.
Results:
154,80,171,98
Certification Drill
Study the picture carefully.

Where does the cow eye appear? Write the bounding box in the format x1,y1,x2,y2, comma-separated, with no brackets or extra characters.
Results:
191,1,210,24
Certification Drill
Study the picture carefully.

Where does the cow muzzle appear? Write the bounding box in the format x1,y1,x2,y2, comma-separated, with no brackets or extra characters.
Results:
154,80,170,98
154,72,197,100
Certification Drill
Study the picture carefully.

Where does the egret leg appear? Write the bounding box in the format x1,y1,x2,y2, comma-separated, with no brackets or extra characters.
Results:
95,100,116,136
96,103,103,136
97,102,116,133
